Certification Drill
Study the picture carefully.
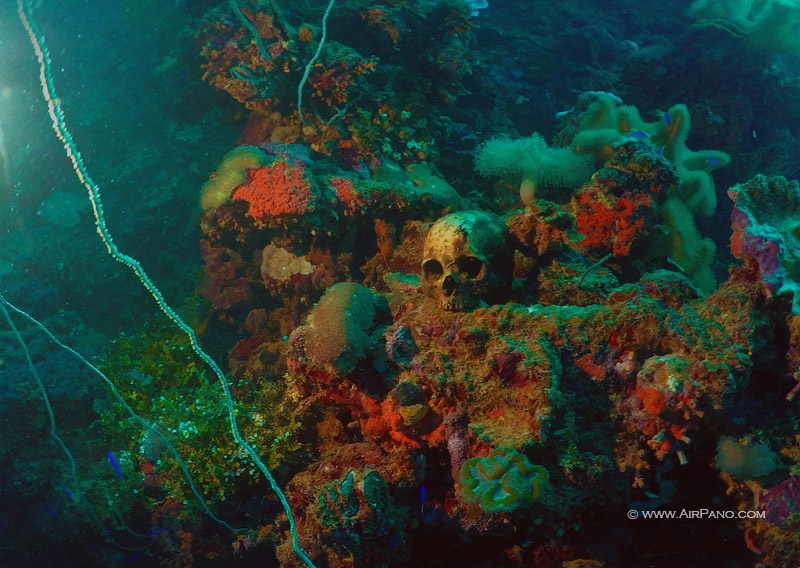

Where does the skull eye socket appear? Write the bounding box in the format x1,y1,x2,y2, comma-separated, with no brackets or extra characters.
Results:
422,259,444,282
456,256,484,279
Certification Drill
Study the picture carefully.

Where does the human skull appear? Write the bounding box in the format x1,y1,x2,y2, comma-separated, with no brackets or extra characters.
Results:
421,210,513,311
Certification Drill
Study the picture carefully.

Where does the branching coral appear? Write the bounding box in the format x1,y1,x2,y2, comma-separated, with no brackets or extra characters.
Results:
199,0,474,167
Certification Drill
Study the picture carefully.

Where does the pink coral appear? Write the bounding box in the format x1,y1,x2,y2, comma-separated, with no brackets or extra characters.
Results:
728,174,800,314
757,477,800,527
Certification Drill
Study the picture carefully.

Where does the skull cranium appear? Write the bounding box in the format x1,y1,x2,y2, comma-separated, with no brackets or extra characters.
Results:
421,210,513,311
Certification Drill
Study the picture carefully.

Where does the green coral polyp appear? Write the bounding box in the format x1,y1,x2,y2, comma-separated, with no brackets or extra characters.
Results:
460,447,549,513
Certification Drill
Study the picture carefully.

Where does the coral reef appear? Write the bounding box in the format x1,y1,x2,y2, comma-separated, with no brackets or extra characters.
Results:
11,1,800,567
90,108,800,568
198,0,475,168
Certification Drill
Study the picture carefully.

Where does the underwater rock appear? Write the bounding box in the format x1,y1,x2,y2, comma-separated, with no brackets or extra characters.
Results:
729,174,800,314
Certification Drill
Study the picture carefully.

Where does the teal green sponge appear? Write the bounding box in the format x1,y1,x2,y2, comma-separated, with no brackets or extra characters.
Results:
459,447,549,513
687,0,800,59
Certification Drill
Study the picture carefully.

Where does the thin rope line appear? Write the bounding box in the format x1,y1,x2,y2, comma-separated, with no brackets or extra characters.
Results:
16,1,315,565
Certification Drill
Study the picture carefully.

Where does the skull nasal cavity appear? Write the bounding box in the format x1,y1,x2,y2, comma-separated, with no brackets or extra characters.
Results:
443,274,458,297
456,256,483,278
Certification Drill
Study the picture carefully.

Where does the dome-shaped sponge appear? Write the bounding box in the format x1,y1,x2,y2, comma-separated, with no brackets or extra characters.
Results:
200,145,267,211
